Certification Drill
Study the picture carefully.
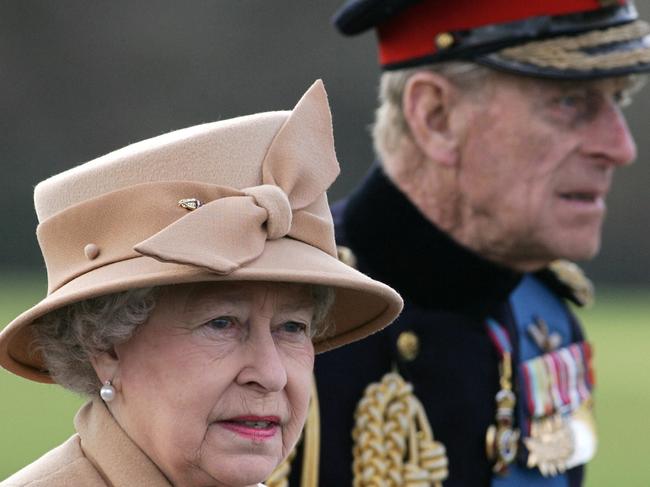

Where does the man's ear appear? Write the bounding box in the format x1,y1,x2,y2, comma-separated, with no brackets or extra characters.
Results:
90,348,120,386
402,71,460,167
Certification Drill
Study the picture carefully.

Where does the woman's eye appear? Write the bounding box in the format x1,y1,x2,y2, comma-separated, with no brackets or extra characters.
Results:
205,316,235,330
280,321,308,334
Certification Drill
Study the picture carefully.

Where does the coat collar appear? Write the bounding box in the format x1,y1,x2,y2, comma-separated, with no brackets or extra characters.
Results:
74,400,271,487
339,165,522,317
75,399,172,486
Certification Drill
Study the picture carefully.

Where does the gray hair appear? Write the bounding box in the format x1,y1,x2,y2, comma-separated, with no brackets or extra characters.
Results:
372,61,492,160
33,284,336,396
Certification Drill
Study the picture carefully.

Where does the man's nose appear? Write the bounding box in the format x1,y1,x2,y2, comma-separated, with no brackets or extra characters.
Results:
236,330,288,393
582,98,637,167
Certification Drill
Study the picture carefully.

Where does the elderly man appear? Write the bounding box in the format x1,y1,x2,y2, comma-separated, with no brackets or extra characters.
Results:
307,1,650,486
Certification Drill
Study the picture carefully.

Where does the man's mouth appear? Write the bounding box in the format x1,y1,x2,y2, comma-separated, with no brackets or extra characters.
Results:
560,191,599,203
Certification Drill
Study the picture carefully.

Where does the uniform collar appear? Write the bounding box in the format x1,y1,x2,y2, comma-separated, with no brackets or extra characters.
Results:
340,165,522,316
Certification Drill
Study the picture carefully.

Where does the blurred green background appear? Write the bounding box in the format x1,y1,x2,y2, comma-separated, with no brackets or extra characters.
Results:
1,276,649,485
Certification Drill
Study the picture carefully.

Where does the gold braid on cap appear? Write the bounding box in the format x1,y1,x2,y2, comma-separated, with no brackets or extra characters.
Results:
267,377,320,487
500,20,650,70
352,372,449,486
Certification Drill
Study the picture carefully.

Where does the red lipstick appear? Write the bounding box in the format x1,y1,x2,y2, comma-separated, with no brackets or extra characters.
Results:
218,415,280,440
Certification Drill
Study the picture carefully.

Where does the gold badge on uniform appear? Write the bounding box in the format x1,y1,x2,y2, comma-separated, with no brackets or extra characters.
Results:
525,414,574,476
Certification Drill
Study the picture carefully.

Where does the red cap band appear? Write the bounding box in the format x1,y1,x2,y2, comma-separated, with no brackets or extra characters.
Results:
377,0,626,66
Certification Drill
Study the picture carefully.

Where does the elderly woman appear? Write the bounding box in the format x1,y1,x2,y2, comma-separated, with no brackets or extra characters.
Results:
0,81,402,487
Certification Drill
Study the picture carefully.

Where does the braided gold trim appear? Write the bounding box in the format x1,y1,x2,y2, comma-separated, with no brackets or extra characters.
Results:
499,20,650,70
266,377,320,487
352,372,449,486
548,260,595,308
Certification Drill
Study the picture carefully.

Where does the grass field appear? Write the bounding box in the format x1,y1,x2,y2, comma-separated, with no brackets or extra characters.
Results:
0,274,648,485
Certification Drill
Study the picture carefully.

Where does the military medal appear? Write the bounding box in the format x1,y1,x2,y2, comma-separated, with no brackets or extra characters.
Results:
485,319,520,474
485,351,520,474
525,414,574,476
520,341,597,476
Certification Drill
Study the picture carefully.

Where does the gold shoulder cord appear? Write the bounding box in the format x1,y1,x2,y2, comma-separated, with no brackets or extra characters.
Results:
266,377,320,487
352,372,448,486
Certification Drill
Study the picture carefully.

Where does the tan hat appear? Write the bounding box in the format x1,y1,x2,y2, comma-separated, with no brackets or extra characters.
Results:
0,80,403,383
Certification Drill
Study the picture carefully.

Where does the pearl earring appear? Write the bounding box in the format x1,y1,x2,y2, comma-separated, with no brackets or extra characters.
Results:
100,380,116,402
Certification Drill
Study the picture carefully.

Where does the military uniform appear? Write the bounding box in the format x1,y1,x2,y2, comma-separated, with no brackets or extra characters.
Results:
309,167,591,486
284,1,650,485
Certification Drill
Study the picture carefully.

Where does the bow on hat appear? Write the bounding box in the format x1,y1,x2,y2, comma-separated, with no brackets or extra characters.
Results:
37,81,340,293
135,83,341,275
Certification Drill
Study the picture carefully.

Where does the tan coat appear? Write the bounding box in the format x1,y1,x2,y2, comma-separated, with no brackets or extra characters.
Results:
1,399,269,486
1,399,173,486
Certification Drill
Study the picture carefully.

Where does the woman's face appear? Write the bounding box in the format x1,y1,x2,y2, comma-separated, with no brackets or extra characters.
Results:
106,281,316,487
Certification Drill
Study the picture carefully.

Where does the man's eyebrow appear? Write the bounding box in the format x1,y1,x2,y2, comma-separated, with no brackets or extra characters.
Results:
560,76,642,93
548,80,594,92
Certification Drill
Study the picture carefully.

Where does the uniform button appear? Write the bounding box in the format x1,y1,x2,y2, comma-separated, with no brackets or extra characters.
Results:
435,32,455,50
397,331,419,361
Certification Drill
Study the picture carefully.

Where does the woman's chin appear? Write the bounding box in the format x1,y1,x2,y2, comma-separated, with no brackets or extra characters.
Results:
198,454,280,487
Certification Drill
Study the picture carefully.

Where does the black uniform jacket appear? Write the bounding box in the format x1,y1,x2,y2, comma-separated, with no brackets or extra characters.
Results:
304,166,585,487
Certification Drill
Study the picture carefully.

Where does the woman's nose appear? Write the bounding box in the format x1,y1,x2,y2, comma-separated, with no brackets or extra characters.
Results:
235,330,288,393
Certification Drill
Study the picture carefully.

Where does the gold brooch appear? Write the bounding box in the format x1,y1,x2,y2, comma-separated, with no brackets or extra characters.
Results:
178,198,203,211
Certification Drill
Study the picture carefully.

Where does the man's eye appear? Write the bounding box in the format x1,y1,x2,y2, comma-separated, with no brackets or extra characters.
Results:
548,91,597,123
206,316,235,330
555,93,586,109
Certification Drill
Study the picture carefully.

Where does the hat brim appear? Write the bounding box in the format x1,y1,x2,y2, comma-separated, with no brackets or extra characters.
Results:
476,21,650,80
0,238,403,383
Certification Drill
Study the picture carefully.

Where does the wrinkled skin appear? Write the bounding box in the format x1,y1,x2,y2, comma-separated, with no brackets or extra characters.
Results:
93,281,315,487
401,72,638,271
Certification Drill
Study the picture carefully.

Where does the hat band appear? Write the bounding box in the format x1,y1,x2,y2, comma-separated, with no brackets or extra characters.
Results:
379,3,641,70
37,180,336,295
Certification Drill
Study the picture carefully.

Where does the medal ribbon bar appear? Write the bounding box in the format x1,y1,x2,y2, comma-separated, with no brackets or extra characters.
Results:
520,342,594,420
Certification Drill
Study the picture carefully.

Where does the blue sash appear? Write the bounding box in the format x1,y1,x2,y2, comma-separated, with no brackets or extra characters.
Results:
491,274,571,487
